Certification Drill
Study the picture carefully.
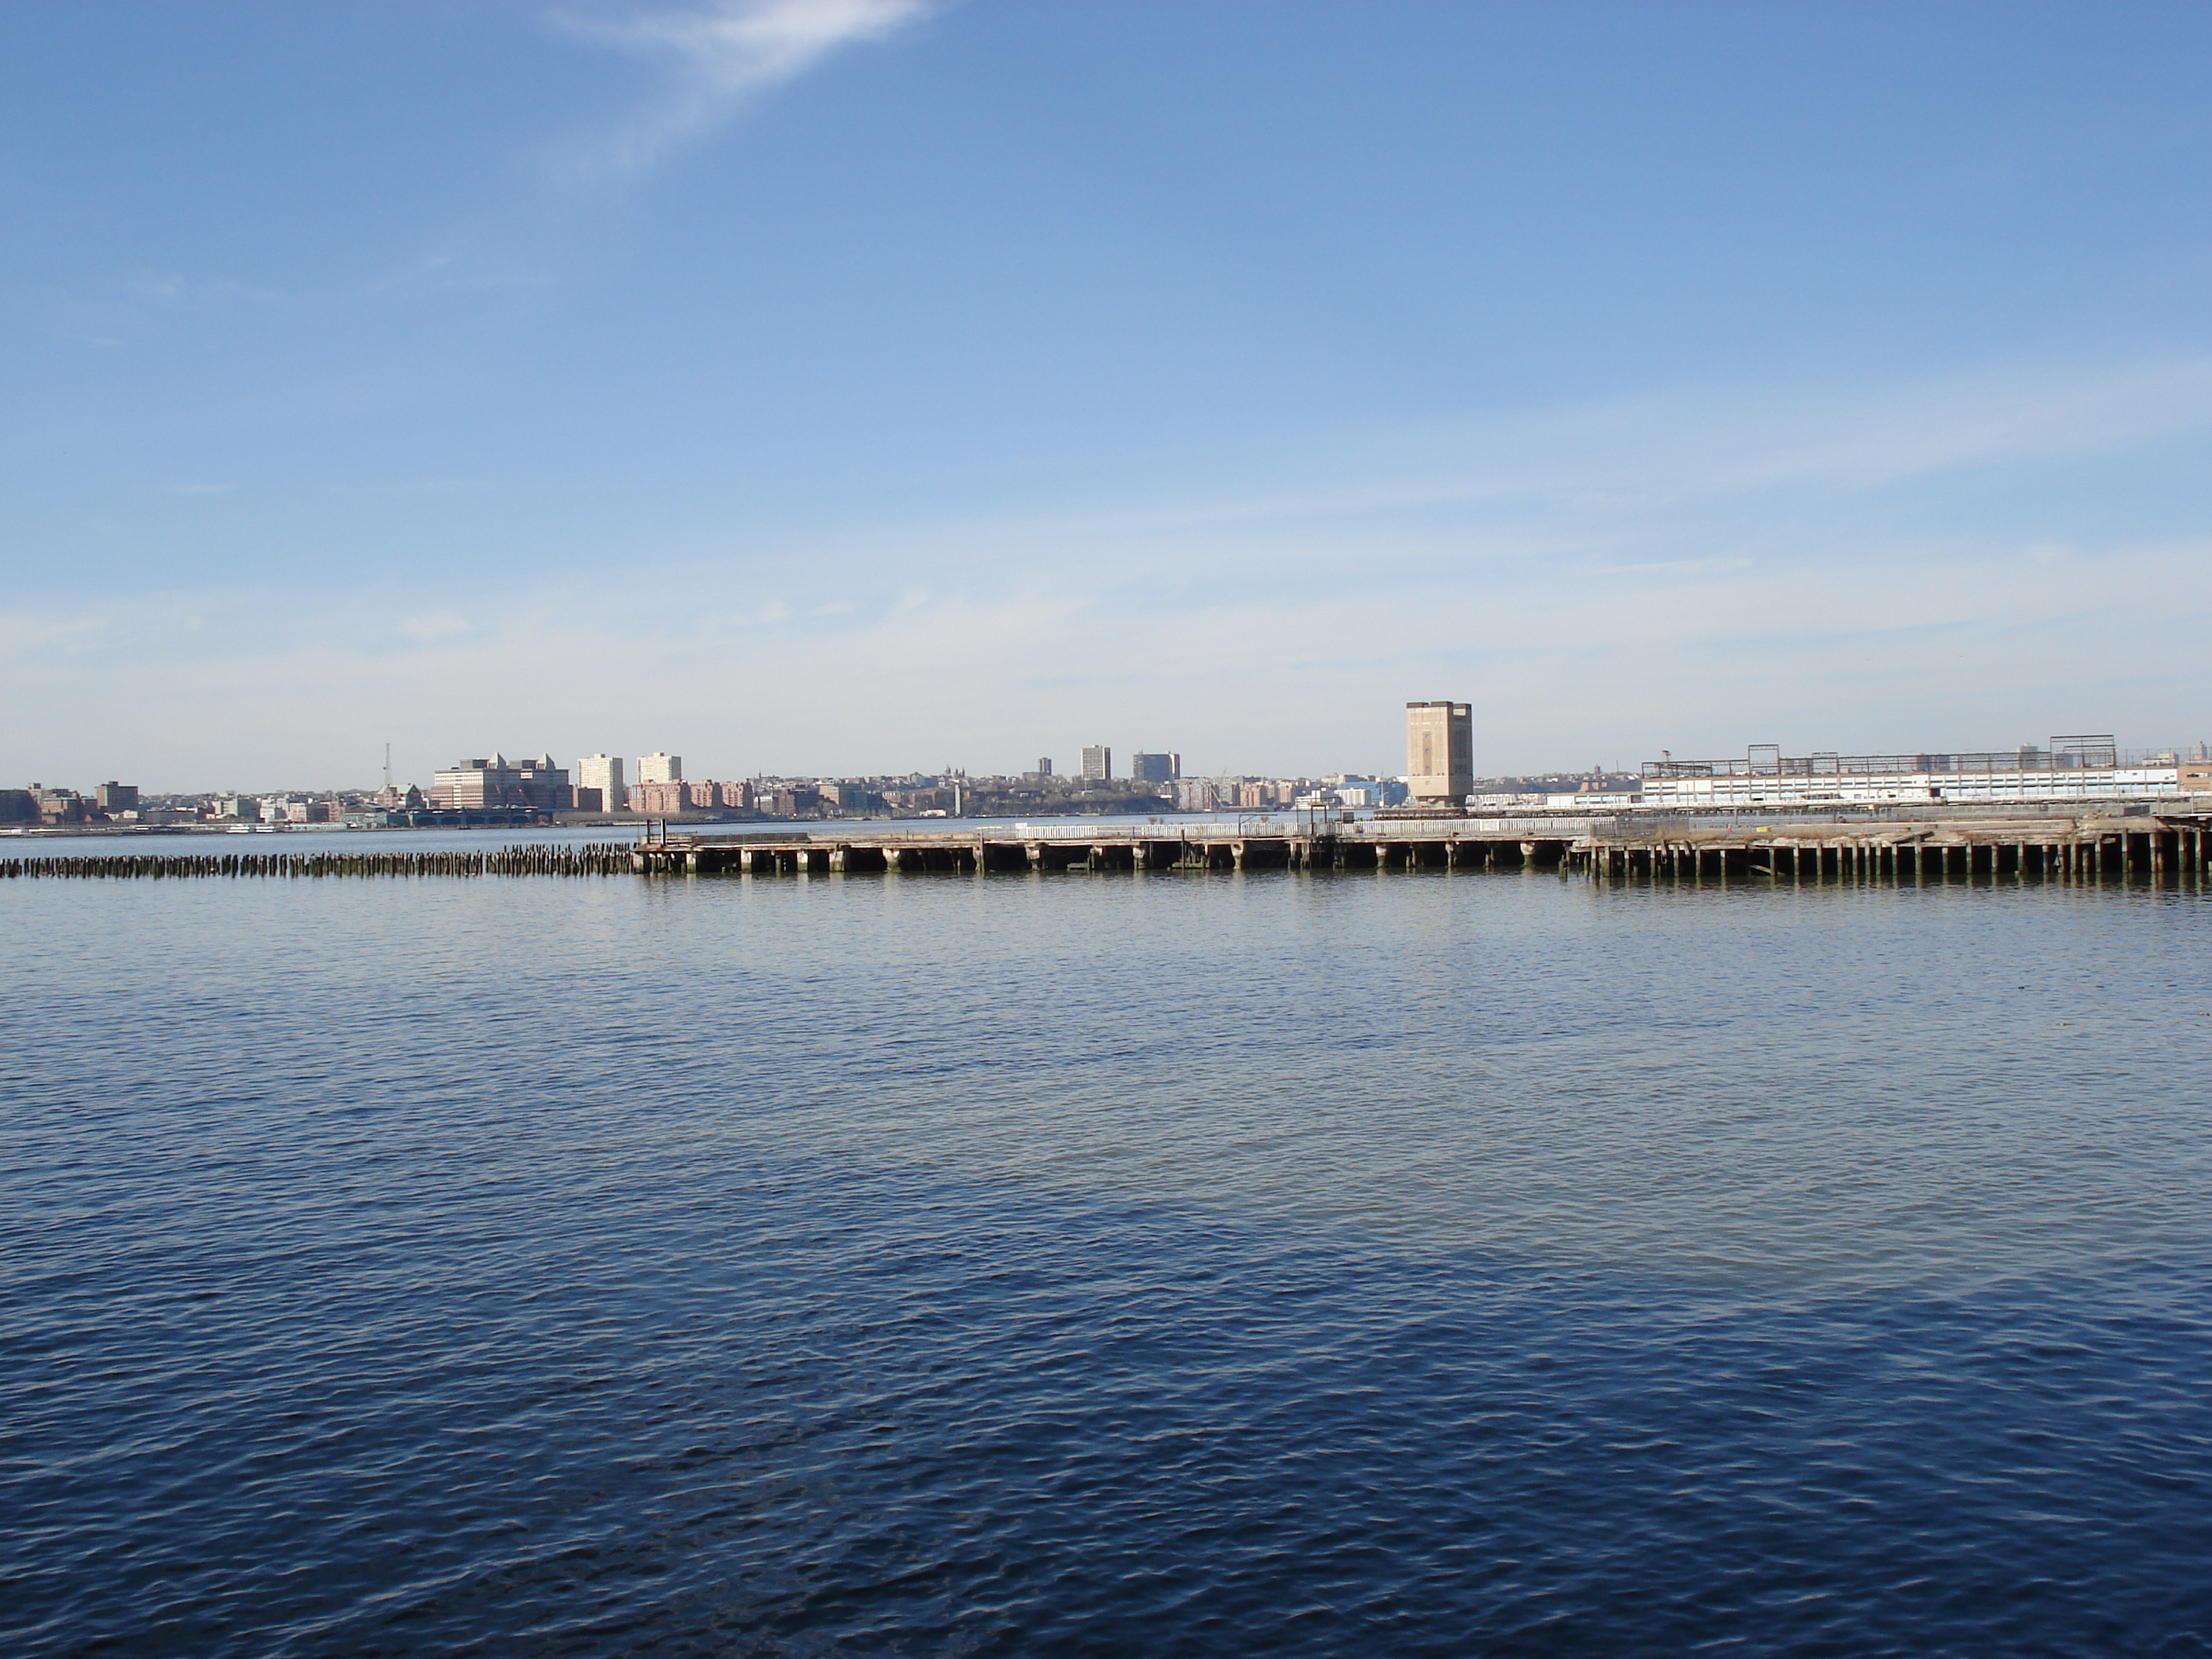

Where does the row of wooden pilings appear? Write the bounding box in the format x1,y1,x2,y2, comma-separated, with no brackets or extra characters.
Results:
0,844,636,880
1575,824,2209,881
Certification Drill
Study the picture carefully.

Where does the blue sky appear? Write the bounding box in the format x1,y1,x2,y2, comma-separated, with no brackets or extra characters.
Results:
4,1,2208,789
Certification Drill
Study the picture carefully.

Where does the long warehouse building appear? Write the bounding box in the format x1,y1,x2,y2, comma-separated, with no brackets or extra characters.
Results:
1632,736,2207,811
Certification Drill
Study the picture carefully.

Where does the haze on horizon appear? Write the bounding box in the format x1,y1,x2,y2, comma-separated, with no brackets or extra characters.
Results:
3,1,2208,793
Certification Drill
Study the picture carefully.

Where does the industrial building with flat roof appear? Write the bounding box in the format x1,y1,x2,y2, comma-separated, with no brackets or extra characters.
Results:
1633,736,2201,812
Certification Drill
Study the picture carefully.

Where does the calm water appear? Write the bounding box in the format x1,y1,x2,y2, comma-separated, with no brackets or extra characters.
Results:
5,863,2210,1656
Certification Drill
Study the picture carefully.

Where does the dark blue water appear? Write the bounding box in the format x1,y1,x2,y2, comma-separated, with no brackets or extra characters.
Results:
5,866,2210,1655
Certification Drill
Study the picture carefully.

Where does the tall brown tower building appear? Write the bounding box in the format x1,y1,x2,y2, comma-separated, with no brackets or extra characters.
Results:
1406,701,1473,804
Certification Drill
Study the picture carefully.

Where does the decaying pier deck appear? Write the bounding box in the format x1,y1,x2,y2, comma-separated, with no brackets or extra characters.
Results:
632,814,2212,880
1573,815,2208,879
7,818,2199,884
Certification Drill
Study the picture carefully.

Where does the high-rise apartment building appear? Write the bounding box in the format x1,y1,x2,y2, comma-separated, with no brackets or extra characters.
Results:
1036,756,1053,776
1080,745,1111,781
577,754,625,811
637,753,682,786
1405,701,1474,804
1131,753,1181,784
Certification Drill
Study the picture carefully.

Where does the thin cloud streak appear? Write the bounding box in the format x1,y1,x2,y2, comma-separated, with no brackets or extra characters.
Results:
818,354,2212,561
558,0,935,175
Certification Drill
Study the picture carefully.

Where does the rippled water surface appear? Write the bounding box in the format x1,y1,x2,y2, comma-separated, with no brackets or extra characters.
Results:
5,862,2211,1655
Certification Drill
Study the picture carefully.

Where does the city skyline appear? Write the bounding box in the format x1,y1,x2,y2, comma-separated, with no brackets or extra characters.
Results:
31,722,2212,807
4,4,2209,788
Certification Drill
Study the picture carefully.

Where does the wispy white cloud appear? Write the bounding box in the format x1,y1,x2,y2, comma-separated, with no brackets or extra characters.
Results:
842,354,2212,565
397,611,475,644
1684,353,2212,494
559,0,935,175
112,268,293,309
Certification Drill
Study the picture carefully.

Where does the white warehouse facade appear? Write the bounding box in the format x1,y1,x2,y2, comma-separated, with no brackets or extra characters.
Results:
1633,737,2204,812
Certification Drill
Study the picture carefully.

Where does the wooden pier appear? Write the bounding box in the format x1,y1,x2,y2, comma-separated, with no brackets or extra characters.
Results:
632,814,2212,880
5,815,2202,884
